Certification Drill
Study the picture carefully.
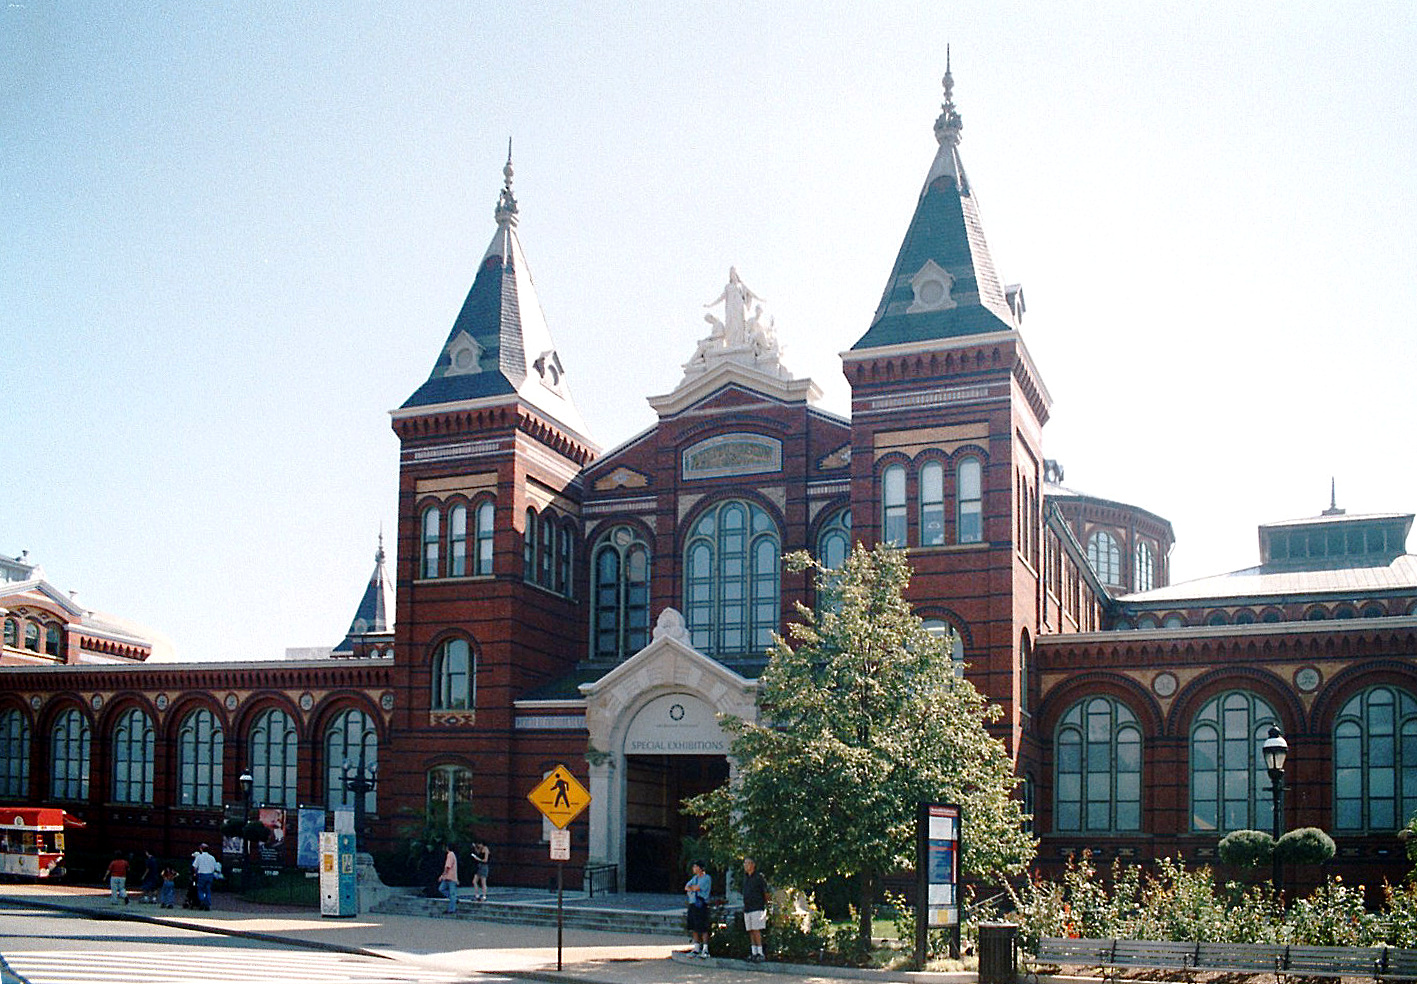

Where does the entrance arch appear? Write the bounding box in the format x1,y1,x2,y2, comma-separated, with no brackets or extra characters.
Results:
581,609,758,893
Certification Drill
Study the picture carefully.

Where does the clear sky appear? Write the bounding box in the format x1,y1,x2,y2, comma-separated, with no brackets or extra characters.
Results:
3,2,1414,662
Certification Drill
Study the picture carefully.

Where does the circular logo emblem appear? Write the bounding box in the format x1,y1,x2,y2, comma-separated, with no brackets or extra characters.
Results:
224,693,238,711
90,694,103,710
1294,666,1322,694
380,693,395,711
669,703,685,721
155,694,169,711
29,695,41,710
1152,672,1178,698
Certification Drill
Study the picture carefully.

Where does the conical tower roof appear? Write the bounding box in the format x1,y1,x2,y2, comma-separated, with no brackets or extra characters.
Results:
851,59,1018,350
332,534,392,655
400,147,592,441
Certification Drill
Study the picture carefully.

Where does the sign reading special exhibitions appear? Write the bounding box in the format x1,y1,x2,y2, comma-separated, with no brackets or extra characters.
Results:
623,693,729,755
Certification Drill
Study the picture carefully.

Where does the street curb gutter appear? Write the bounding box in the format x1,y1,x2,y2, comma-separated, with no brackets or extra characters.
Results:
0,897,390,961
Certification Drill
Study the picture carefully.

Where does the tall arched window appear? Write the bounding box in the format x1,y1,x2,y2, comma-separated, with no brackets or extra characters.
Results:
1334,687,1417,831
557,523,573,596
1087,531,1122,586
111,707,154,805
428,765,475,830
2,618,15,647
684,500,781,656
523,508,538,582
1134,541,1155,592
924,619,965,678
0,708,31,799
448,504,468,577
49,708,90,801
1190,691,1278,832
474,500,495,575
421,506,441,578
590,526,650,660
44,624,61,657
919,461,945,546
1055,696,1142,832
177,708,223,807
432,638,474,710
816,508,852,570
540,511,556,586
881,465,907,547
249,708,298,808
24,622,40,651
957,457,982,543
325,709,377,813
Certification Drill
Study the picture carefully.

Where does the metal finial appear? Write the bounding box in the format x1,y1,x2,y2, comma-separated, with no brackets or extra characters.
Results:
934,52,963,147
1322,477,1346,516
494,138,519,227
376,526,385,565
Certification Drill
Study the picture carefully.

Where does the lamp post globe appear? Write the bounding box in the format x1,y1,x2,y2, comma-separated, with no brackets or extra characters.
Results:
1262,726,1288,899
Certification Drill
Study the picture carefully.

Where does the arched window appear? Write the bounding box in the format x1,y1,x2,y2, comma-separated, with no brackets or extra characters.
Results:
882,465,907,547
685,500,781,656
1134,541,1155,592
24,622,40,651
448,504,468,577
0,708,31,799
177,708,223,807
421,506,441,578
557,523,573,596
924,619,965,678
957,457,982,543
432,638,474,710
1055,696,1142,832
49,708,90,801
539,511,555,586
523,508,538,582
325,709,377,813
249,708,298,808
1334,687,1417,832
816,508,852,570
590,526,650,660
2,618,15,647
111,707,154,805
1190,691,1278,832
1087,531,1121,586
474,500,495,575
44,624,61,657
919,461,945,546
428,765,474,830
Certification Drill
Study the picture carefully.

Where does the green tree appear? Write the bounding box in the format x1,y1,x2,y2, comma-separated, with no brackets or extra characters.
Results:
687,543,1035,948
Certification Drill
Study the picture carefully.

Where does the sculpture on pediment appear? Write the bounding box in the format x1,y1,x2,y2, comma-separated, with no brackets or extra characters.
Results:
703,266,762,347
684,267,788,382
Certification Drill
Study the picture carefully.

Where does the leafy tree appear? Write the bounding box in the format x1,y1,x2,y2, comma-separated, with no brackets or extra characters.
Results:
1217,829,1275,868
686,543,1035,947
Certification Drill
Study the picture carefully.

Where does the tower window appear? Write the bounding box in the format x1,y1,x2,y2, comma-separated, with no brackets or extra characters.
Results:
957,457,982,544
920,462,944,546
882,466,907,547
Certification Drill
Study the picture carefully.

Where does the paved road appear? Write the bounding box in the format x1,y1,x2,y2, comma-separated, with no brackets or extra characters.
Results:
0,903,485,984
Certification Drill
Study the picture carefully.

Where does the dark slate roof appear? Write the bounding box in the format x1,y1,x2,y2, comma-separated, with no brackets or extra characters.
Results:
851,72,1017,351
1119,554,1417,605
332,538,392,654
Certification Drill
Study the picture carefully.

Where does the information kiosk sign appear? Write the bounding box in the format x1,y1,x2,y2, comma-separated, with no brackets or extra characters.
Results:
915,802,961,962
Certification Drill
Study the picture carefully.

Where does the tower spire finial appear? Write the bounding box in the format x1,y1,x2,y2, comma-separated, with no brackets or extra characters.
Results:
1322,477,1346,516
494,137,519,227
934,49,963,147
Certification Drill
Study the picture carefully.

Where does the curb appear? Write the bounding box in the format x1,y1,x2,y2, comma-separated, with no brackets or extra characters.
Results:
668,950,976,983
0,896,389,961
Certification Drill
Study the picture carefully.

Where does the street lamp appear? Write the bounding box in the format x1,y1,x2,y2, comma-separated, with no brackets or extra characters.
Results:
1262,726,1288,898
340,754,378,851
237,769,254,889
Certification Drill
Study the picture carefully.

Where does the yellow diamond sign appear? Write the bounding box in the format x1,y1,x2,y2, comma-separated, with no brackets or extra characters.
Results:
528,764,591,829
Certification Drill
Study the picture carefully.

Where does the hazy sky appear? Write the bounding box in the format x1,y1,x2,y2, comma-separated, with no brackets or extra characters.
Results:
4,3,1414,662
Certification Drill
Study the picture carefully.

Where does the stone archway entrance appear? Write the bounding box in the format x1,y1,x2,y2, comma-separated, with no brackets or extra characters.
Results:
580,609,758,894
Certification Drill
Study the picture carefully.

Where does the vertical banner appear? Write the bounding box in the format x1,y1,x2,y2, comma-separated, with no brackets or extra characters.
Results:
296,807,325,869
916,802,961,964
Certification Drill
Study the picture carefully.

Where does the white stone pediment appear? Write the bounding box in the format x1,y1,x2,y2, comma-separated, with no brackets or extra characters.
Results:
579,608,758,752
647,362,821,418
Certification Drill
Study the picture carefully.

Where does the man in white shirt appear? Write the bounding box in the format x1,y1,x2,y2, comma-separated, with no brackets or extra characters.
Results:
192,844,218,911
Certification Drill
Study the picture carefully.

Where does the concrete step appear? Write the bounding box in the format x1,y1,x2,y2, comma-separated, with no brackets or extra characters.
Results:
372,894,685,936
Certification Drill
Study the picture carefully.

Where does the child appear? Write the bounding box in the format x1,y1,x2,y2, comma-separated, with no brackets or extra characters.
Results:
159,864,178,908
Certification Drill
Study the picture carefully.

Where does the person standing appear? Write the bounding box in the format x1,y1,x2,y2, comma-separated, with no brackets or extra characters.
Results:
191,843,217,911
741,857,769,962
137,849,161,904
438,843,459,915
684,860,712,958
470,842,490,901
159,864,178,908
104,851,130,905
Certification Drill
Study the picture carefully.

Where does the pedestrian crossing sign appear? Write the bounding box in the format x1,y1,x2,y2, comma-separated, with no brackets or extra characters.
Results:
527,764,591,828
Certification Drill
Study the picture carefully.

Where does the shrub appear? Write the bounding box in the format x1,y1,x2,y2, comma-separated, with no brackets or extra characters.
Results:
1285,876,1381,945
1276,827,1336,865
1384,881,1417,947
1218,829,1275,868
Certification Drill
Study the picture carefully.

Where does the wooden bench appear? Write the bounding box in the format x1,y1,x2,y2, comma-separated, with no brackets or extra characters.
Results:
1031,938,1417,983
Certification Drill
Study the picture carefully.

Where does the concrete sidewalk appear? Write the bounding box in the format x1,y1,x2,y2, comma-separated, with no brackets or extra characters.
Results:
0,883,973,984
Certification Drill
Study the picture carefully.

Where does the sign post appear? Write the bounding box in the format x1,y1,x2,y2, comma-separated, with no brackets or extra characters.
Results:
915,802,961,965
528,765,591,971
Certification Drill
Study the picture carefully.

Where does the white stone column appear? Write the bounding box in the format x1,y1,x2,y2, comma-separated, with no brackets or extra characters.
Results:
584,754,618,893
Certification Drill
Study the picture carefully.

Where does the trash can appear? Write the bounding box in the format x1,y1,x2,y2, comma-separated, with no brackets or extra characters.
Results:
977,922,1018,984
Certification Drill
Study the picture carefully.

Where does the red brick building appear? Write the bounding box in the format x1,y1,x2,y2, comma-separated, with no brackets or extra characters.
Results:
3,70,1414,892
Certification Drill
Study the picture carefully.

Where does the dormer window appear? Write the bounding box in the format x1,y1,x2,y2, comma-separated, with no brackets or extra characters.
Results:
907,259,957,314
534,349,565,393
444,330,484,377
